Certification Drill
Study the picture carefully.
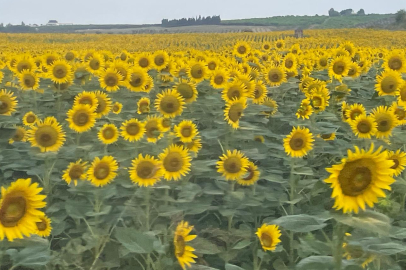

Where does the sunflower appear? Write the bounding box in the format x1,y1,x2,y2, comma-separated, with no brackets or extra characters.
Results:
66,104,97,133
126,67,148,92
296,99,313,120
260,97,278,118
144,116,164,143
120,118,145,142
375,70,402,96
347,62,361,78
62,159,88,186
157,144,191,181
129,154,163,187
275,39,285,50
0,178,46,242
73,91,98,112
110,102,122,114
94,91,112,118
299,76,314,92
9,126,27,144
99,68,123,92
135,52,153,70
64,51,77,62
328,56,351,81
217,149,249,181
233,41,251,57
252,80,268,104
159,118,171,133
111,59,129,81
264,64,286,87
0,89,18,116
345,104,366,122
48,60,73,84
318,133,336,141
34,214,52,237
43,53,58,66
334,84,351,101
174,221,198,270
137,97,150,114
18,70,40,91
184,137,202,155
174,80,198,103
370,106,398,139
383,51,406,73
350,115,377,139
98,124,119,145
283,126,314,158
14,55,36,73
236,161,260,186
222,80,247,103
86,53,105,74
22,111,38,126
389,102,406,126
386,150,406,177
316,55,329,70
254,135,265,143
87,156,118,187
343,234,376,269
27,117,65,152
152,50,169,71
155,89,185,118
0,71,3,83
206,57,220,72
256,224,282,251
283,53,297,72
224,98,247,129
187,61,207,83
325,144,395,214
398,82,406,107
174,120,199,143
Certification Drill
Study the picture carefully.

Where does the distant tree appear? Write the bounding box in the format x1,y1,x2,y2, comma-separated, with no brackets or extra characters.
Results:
328,8,340,17
21,21,25,26
357,9,365,15
395,9,406,23
340,9,353,16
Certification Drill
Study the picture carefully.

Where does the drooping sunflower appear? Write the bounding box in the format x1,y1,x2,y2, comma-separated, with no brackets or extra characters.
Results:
174,120,199,143
325,144,395,214
345,103,367,122
99,68,123,92
62,159,88,186
159,144,191,181
27,117,66,152
48,60,73,84
14,55,36,73
0,178,47,242
66,104,97,133
137,97,150,114
87,156,118,187
283,126,314,158
144,116,164,143
236,161,260,186
224,98,247,129
174,221,198,270
174,80,198,103
129,154,163,187
370,106,398,139
155,89,185,118
126,67,148,92
375,70,402,96
94,91,112,118
210,68,229,89
318,133,336,141
34,214,52,237
256,224,282,251
111,59,129,81
73,91,99,112
9,126,27,144
328,56,351,81
120,118,145,142
217,149,249,181
316,55,329,70
296,99,313,120
233,41,251,57
98,123,119,145
350,115,377,139
386,149,405,177
252,80,268,104
254,135,265,143
260,97,278,118
0,89,18,116
383,51,406,73
222,80,248,102
263,64,287,87
334,84,351,101
390,102,406,126
22,111,38,126
18,70,40,91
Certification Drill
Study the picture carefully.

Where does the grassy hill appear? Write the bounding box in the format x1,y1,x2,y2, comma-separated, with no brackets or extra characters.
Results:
222,14,395,29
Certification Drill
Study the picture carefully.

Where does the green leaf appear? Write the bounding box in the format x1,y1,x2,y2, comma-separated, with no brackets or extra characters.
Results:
296,256,335,269
366,242,406,255
6,238,50,267
232,239,251,250
114,227,155,254
273,214,329,232
193,238,222,255
225,263,245,270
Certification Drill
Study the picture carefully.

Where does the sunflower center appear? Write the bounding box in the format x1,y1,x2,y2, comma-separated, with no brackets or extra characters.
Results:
130,74,143,87
103,128,116,140
12,129,25,141
264,44,270,50
160,96,180,113
177,84,194,99
312,97,322,107
338,159,373,196
139,102,149,113
0,97,11,114
74,111,89,126
260,233,273,248
89,59,100,70
214,75,224,85
388,58,402,70
0,194,26,227
289,137,304,151
320,134,333,140
243,167,255,180
395,108,406,120
191,65,203,79
224,157,242,173
320,58,328,67
333,62,345,75
54,66,68,79
155,56,164,66
36,219,48,231
390,158,399,169
237,46,247,54
69,165,84,179
285,59,294,69
139,58,149,68
46,57,56,65
254,88,262,99
164,152,183,172
357,121,371,133
35,125,58,147
65,52,75,61
347,67,356,76
208,62,217,70
105,75,118,87
268,70,281,82
350,110,362,120
26,115,36,123
96,97,107,114
377,118,391,132
24,76,35,87
126,123,140,136
181,127,192,138
94,162,110,180
381,76,397,93
137,161,155,178
175,235,186,257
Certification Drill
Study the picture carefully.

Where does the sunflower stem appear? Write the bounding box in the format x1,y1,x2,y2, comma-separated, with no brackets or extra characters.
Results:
145,187,151,231
333,222,345,270
76,133,82,146
288,159,296,266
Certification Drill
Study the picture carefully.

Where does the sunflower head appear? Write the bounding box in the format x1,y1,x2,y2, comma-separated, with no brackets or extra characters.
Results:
9,126,27,144
18,70,40,91
217,149,250,181
386,149,406,177
48,60,73,84
371,106,398,139
237,161,260,186
174,81,198,103
99,68,123,92
98,124,119,145
159,144,192,181
375,70,402,96
27,117,66,152
126,68,148,92
62,159,88,186
264,64,287,86
174,221,198,270
224,98,247,129
66,104,97,133
0,89,18,116
283,126,314,158
120,118,145,142
174,120,199,143
87,156,118,187
94,91,112,118
35,214,52,237
129,154,163,187
256,224,282,251
137,97,151,114
155,89,185,118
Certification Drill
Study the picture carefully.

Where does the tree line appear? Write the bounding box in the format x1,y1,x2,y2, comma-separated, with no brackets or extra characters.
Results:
328,8,365,17
161,15,221,27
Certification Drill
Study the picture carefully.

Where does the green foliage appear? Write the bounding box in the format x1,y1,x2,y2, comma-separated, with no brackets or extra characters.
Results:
395,9,406,24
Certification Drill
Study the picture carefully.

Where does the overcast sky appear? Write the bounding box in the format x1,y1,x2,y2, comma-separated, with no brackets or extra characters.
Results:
0,0,404,25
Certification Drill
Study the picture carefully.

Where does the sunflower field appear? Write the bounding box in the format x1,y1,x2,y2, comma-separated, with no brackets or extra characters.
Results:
1,29,406,270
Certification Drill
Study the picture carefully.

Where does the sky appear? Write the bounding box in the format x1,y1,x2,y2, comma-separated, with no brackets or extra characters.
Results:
0,0,404,25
